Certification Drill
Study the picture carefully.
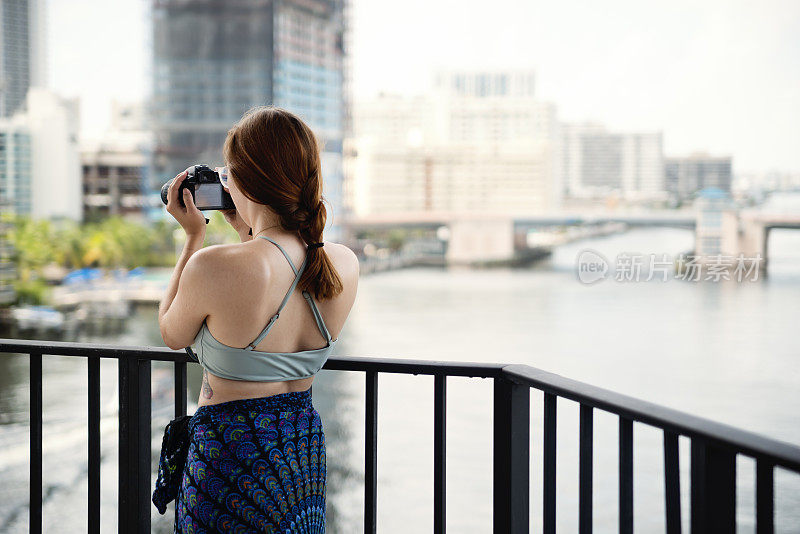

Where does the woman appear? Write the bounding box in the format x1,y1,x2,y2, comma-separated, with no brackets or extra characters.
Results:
153,106,359,533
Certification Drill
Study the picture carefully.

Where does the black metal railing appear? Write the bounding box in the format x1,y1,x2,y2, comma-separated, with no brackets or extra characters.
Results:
1,338,799,534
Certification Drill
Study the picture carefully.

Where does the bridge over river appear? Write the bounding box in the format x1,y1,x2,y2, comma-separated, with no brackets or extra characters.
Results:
343,209,799,267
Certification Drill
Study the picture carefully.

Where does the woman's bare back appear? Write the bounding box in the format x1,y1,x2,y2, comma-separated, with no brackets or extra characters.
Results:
195,237,359,406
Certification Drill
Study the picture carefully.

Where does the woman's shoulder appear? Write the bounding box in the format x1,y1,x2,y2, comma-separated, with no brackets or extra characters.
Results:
192,240,359,279
185,242,261,289
187,240,358,310
188,242,246,268
323,241,360,277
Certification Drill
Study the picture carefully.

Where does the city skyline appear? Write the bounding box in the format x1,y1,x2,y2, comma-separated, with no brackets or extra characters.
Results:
149,0,345,238
44,0,800,174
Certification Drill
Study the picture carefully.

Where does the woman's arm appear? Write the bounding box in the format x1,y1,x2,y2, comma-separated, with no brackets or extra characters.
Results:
158,235,205,348
158,169,211,349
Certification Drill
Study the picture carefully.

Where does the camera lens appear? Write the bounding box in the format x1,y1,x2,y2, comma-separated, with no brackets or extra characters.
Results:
160,181,171,205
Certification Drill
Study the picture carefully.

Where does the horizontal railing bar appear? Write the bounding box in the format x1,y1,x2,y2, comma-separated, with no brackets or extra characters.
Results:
324,356,505,377
501,364,800,472
0,339,191,362
3,340,799,474
0,340,505,377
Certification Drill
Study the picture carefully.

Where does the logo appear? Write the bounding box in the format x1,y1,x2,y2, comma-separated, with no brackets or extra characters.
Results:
576,249,609,284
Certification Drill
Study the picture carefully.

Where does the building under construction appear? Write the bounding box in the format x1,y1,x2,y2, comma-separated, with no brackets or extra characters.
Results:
151,0,346,237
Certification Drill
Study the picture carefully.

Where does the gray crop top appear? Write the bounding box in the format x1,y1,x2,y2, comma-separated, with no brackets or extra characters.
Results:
187,236,338,381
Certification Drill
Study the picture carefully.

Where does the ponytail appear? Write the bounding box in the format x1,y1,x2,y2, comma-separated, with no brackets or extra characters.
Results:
223,106,344,300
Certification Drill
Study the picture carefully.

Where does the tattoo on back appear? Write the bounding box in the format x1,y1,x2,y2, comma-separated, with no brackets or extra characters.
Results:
201,370,214,399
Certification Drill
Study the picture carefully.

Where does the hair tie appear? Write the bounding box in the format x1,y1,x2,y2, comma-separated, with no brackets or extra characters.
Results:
308,242,324,249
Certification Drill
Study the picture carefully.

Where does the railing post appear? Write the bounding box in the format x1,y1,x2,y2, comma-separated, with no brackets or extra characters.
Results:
433,374,447,534
543,393,557,534
690,438,736,534
365,370,378,534
619,417,633,534
579,405,593,534
664,431,682,534
118,356,151,534
30,352,42,534
175,361,187,418
88,356,101,534
493,377,529,534
756,460,774,534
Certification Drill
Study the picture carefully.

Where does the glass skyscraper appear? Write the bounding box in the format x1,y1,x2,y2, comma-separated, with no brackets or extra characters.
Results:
0,122,32,213
0,0,40,216
0,0,44,118
151,0,345,238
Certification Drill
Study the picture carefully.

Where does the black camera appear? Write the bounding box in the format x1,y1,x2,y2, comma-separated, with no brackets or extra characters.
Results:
160,165,235,211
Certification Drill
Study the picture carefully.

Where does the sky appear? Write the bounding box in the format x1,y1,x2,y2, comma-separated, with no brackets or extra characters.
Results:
47,0,800,174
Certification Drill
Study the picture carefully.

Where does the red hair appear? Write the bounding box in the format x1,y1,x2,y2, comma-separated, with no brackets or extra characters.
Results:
223,106,343,300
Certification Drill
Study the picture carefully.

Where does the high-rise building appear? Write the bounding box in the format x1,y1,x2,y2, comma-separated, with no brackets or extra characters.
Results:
349,139,555,217
0,89,82,220
351,94,438,147
81,147,149,219
27,89,82,220
0,0,45,117
694,188,736,257
81,102,153,219
1,2,74,222
665,154,732,201
433,69,553,144
0,198,15,305
435,69,536,99
561,123,665,201
734,170,800,193
0,113,32,214
151,0,346,239
348,70,559,217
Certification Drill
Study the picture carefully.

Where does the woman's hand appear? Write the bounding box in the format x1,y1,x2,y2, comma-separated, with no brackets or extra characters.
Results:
221,209,252,242
166,169,207,241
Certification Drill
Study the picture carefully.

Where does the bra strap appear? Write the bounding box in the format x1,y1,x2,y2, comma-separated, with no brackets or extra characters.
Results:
246,252,310,350
301,290,333,342
257,236,299,275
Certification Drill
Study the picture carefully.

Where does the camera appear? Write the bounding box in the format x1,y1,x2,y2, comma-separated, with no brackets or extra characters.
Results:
160,165,235,211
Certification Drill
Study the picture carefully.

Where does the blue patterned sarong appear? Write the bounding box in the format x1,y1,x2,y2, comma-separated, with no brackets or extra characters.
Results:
161,387,326,533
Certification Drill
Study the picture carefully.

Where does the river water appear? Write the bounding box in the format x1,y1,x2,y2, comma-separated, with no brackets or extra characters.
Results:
0,224,798,533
